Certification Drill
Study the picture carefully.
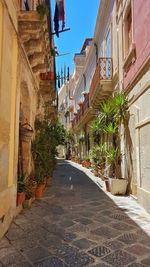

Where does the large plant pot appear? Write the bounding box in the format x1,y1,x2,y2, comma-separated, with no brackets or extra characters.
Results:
35,184,45,199
108,178,128,195
105,180,110,192
17,192,25,206
46,176,52,187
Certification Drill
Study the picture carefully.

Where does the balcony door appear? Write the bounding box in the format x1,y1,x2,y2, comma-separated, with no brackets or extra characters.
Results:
105,28,111,78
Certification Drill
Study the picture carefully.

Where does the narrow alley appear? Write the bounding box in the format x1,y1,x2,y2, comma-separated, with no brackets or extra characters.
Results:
0,160,150,267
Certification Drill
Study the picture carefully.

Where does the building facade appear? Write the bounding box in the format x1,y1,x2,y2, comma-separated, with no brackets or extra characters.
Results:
117,0,150,211
0,0,56,238
70,0,150,213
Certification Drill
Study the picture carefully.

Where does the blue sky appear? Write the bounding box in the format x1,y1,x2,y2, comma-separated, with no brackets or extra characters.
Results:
51,0,100,76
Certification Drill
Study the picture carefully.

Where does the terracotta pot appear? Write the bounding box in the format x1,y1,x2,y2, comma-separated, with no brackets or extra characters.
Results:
17,192,25,206
35,185,44,199
46,176,52,187
85,161,91,168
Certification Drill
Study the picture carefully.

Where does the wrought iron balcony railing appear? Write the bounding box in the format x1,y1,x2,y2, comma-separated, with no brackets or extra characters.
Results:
20,0,45,11
72,93,90,128
90,57,113,100
82,93,89,114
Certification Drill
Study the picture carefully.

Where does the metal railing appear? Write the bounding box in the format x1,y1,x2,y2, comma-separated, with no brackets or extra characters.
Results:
82,93,89,115
90,57,113,100
72,93,90,127
20,0,44,11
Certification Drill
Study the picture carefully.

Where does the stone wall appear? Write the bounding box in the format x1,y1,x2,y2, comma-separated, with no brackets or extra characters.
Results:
0,0,18,237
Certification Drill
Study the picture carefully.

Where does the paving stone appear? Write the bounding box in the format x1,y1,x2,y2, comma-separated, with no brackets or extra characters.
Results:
110,222,135,231
9,262,33,267
79,211,95,218
43,223,65,237
59,219,75,228
40,234,62,248
94,216,109,224
91,264,111,267
74,217,92,225
69,223,89,233
88,246,111,257
11,236,39,252
63,232,77,242
117,232,140,244
141,256,150,266
6,225,27,241
110,213,128,221
73,238,96,250
103,240,124,250
0,252,26,266
0,247,17,258
34,257,68,267
128,263,147,267
125,244,150,256
23,246,50,263
100,210,113,217
91,226,120,239
0,238,11,249
64,251,94,267
54,244,79,258
140,238,150,247
101,249,136,267
2,160,150,267
89,202,101,206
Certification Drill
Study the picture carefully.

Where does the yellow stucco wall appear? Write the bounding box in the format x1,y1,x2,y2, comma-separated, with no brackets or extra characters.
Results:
0,0,18,238
8,35,18,187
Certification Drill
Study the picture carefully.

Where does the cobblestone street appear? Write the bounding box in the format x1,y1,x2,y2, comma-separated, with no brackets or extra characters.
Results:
0,160,150,267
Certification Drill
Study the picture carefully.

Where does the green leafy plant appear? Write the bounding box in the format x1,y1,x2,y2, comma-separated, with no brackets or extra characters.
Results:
36,3,49,20
32,111,67,184
17,174,27,193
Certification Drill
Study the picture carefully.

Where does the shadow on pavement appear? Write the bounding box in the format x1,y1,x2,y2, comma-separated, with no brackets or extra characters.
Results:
0,159,150,267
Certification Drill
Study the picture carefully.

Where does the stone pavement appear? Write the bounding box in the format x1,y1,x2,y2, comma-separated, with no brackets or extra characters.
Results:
0,160,150,267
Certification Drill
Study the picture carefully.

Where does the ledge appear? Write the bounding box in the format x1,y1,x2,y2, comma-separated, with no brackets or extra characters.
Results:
135,117,150,129
123,43,136,74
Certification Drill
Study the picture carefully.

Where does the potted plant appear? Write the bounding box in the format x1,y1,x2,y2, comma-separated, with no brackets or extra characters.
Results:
97,93,129,195
36,2,49,20
23,184,33,209
35,168,46,198
17,175,26,206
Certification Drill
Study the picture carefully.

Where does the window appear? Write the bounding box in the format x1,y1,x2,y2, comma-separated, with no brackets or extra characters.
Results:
123,5,132,58
127,9,132,53
105,29,111,58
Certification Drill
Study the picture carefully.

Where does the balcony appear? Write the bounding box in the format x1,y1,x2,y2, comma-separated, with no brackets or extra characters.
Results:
18,0,50,75
82,93,89,115
39,79,56,101
72,93,94,129
90,58,113,108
